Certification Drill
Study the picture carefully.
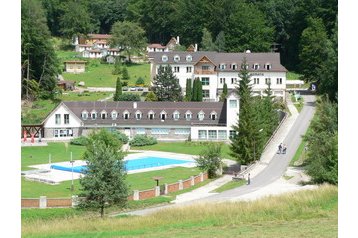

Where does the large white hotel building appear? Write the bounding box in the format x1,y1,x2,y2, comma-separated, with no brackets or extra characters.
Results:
148,51,287,101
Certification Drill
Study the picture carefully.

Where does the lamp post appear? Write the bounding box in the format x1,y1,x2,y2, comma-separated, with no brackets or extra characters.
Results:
254,129,263,161
70,152,74,192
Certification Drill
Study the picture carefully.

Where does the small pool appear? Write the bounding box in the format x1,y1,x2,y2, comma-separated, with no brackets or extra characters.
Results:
50,156,192,173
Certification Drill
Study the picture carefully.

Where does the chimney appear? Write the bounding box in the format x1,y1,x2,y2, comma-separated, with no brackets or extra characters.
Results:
194,43,198,52
133,102,137,109
176,36,180,45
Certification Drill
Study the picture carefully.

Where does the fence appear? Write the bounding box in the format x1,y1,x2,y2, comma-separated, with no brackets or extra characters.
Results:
21,172,208,208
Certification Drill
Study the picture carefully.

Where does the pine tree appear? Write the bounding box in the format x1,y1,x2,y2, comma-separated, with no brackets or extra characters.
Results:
152,65,183,101
215,31,226,52
122,66,130,81
145,91,158,101
197,79,203,101
113,77,122,101
201,28,217,51
79,129,129,217
191,78,198,101
185,78,192,101
220,83,228,101
230,58,260,165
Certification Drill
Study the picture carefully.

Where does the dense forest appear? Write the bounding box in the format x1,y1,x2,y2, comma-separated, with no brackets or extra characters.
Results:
22,0,338,101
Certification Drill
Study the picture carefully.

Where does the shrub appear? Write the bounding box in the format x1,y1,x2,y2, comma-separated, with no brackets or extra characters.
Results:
129,135,157,146
116,93,141,101
70,136,89,146
136,77,145,86
112,131,129,144
195,143,223,178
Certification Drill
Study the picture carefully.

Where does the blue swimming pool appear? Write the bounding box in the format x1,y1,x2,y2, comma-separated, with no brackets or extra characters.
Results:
50,156,192,173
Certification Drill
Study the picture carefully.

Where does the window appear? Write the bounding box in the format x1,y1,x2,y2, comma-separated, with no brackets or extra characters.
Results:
231,78,237,84
202,65,209,70
265,78,271,84
111,111,117,120
186,55,192,62
232,64,237,70
148,111,155,120
101,111,107,119
186,66,192,73
185,111,192,120
81,111,88,120
64,114,70,124
219,64,226,70
201,77,210,85
173,111,180,120
276,78,282,85
218,130,227,140
135,111,142,120
253,78,260,84
229,130,237,139
123,111,130,120
254,63,260,70
54,129,73,138
210,112,217,120
160,111,167,121
229,99,238,108
198,111,205,120
136,128,145,135
91,112,97,120
151,128,169,135
175,128,190,135
202,90,210,98
265,64,271,70
198,130,207,139
208,130,217,140
55,114,61,124
220,78,226,84
162,55,168,62
174,55,180,62
173,66,180,73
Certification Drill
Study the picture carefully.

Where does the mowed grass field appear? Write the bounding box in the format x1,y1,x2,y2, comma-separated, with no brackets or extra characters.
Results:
22,185,338,238
22,142,203,198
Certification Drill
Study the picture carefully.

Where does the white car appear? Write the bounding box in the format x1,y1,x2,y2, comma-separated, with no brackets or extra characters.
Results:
130,87,136,91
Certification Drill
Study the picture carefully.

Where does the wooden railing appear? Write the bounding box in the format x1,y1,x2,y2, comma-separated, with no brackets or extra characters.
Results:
194,70,216,75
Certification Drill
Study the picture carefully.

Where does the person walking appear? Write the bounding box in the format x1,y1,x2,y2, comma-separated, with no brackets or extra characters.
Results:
247,173,251,185
278,143,283,154
283,144,287,154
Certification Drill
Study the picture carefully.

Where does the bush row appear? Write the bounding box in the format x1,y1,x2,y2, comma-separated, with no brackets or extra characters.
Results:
70,133,156,147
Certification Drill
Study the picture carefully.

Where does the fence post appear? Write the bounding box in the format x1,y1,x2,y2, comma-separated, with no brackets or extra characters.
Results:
200,172,204,182
178,180,183,190
71,195,78,207
39,196,47,209
164,183,168,195
155,186,160,197
190,176,195,186
133,190,139,201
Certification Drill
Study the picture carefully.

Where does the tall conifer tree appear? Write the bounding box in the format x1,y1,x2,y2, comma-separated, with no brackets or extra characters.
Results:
185,78,192,101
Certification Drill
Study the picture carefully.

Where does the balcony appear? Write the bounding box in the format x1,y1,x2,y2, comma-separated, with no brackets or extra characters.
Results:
194,69,216,75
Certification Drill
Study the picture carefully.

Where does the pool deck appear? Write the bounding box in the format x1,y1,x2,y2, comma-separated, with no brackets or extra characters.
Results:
23,151,197,184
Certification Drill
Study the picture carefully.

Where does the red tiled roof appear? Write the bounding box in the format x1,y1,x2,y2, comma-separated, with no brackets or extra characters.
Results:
64,60,87,64
88,34,112,39
148,43,166,49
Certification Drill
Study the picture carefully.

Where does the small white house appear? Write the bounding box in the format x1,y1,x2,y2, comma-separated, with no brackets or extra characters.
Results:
64,61,87,73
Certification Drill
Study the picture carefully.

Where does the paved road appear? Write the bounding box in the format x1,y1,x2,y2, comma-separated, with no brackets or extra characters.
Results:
118,92,316,216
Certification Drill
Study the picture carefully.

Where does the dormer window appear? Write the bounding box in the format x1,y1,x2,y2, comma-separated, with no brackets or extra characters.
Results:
198,111,205,121
111,111,117,120
219,64,226,70
160,111,167,121
210,111,217,120
185,111,192,121
173,111,180,120
91,110,97,120
81,111,88,120
100,110,107,119
123,110,130,120
254,63,260,70
265,63,271,70
174,55,180,62
135,110,142,120
148,110,155,120
186,55,192,62
162,55,168,62
232,64,237,70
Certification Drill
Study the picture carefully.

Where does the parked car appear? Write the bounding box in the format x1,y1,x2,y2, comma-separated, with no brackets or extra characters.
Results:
122,87,128,91
130,87,136,91
137,87,144,91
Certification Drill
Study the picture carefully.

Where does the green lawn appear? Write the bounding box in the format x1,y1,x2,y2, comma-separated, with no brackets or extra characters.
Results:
60,55,150,87
22,185,338,238
132,141,235,160
287,71,303,80
212,179,246,193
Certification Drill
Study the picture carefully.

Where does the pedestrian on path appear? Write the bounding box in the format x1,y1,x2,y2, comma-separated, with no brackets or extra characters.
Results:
247,173,251,185
282,144,287,154
278,143,283,154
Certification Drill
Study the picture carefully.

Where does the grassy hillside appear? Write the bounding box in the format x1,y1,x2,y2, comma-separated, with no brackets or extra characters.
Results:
22,185,337,238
